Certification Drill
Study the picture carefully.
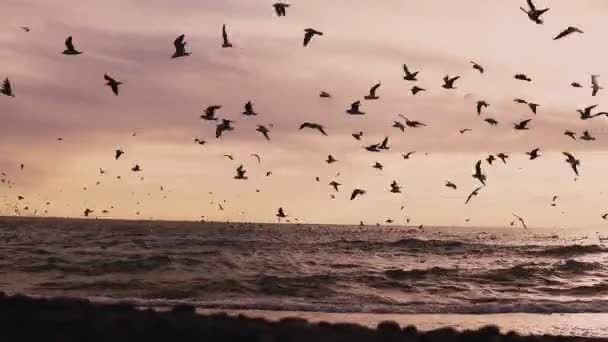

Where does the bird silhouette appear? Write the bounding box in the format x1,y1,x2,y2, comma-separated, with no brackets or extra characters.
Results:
276,207,287,218
372,162,384,171
299,122,327,135
346,101,364,115
399,114,427,128
564,130,577,140
526,148,541,160
201,105,221,121
234,165,248,180
242,101,258,116
580,130,596,141
364,82,381,100
1,78,15,97
62,36,82,55
319,91,331,98
465,187,483,204
256,125,271,141
115,149,124,160
365,143,381,152
514,98,528,104
477,101,489,115
471,61,484,73
445,181,457,190
216,119,235,138
554,26,583,40
392,121,406,132
131,165,142,172
460,128,472,134
563,152,580,176
497,153,509,164
172,34,190,58
273,2,290,16
224,154,234,161
303,28,323,47
520,0,549,24
326,155,338,164
222,24,233,48
351,189,366,200
389,180,402,193
486,155,496,165
512,213,528,228
378,137,390,150
411,86,426,95
103,74,122,96
352,132,363,140
20,26,31,32
484,118,499,126
442,75,460,89
591,75,603,96
528,103,539,114
194,138,206,145
84,208,94,217
514,74,532,82
329,181,341,192
472,160,487,185
401,151,416,160
571,82,583,88
403,64,419,81
514,119,532,130
577,105,607,120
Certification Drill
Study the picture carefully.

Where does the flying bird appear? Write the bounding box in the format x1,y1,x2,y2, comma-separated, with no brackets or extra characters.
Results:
403,64,419,81
299,122,327,135
554,26,583,40
234,165,248,180
402,151,416,160
411,86,426,95
20,26,30,32
389,180,402,193
472,160,486,185
242,101,258,116
351,189,366,200
276,207,287,218
172,34,190,58
580,130,596,141
216,119,235,138
571,82,583,88
514,74,532,82
392,121,406,132
512,213,528,229
470,61,484,73
460,128,472,134
273,2,290,16
442,75,460,89
465,187,483,204
131,165,142,172
526,148,541,160
364,82,381,100
564,130,577,140
224,154,234,161
528,103,539,114
103,74,122,96
346,101,364,115
591,75,603,96
577,105,607,120
484,118,499,126
319,91,331,98
251,154,261,164
303,28,323,47
201,105,221,121
514,98,528,104
1,78,15,97
194,138,206,145
329,181,341,192
115,149,124,160
399,114,426,128
221,24,233,48
520,0,549,24
514,119,532,130
372,162,384,171
379,137,390,150
486,155,496,165
256,125,271,141
497,153,509,164
476,101,489,115
352,132,363,140
445,181,457,190
84,209,94,217
326,155,338,164
62,36,82,55
563,152,580,176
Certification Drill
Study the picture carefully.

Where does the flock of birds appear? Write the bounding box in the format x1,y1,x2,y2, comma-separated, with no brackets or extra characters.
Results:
1,0,607,227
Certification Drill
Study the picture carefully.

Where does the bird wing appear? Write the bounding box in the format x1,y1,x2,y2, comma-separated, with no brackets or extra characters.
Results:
222,25,228,42
3,78,11,93
251,154,261,163
174,34,185,47
369,82,381,95
476,102,483,115
403,64,410,75
527,0,536,10
475,160,483,175
465,187,481,204
303,31,314,47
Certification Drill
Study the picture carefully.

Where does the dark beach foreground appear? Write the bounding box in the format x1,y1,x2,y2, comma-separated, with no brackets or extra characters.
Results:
0,293,605,342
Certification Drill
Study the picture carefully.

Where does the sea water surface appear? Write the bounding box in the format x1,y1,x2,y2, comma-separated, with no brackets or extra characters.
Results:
1,217,608,335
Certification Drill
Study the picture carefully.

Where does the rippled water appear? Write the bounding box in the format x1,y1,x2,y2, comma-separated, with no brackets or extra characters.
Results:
1,217,608,314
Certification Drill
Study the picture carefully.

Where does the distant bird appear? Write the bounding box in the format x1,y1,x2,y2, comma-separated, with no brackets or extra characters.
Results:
402,151,416,159
476,101,489,115
242,101,258,116
62,36,82,55
411,86,426,95
528,103,539,114
486,155,496,165
445,181,457,190
20,26,30,32
497,153,509,164
577,104,606,120
554,26,583,40
266,171,272,177
591,75,603,96
319,91,331,98
403,64,419,81
602,213,608,221
514,74,532,82
514,119,532,130
172,34,190,58
512,213,528,229
300,122,327,135
216,119,235,138
563,152,580,176
303,28,323,47
351,189,366,200
392,121,406,132
389,180,402,193
234,165,248,180
17,196,24,200
564,130,577,140
256,125,271,141
276,207,287,218
251,153,261,164
514,98,528,104
346,101,364,115
379,136,390,150
115,149,124,160
131,165,142,172
201,105,221,121
273,2,290,17
484,118,499,126
571,82,583,88
465,187,483,204
326,155,337,164
472,160,486,185
329,181,341,192
364,82,381,100
1,78,15,97
20,164,24,171
352,132,363,140
221,24,233,48
399,114,427,128
84,208,94,217
442,75,460,89
520,0,549,24
224,154,234,161
460,128,472,134
580,130,596,141
103,74,122,96
372,162,384,170
526,148,541,160
470,61,484,73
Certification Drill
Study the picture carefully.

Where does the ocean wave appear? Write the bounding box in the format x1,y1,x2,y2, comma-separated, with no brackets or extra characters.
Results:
532,245,608,257
384,267,457,280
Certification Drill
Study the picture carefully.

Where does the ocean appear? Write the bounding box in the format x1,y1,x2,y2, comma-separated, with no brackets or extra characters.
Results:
1,217,608,336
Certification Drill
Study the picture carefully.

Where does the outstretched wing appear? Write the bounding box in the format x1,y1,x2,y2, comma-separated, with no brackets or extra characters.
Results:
303,31,314,47
65,36,75,50
174,34,185,48
369,82,381,96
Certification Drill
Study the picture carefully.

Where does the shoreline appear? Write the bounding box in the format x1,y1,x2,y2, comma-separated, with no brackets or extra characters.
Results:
0,293,606,341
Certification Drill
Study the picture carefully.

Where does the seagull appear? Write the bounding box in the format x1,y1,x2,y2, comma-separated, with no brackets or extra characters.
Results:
389,180,402,193
514,119,532,130
352,132,363,140
445,181,457,190
276,207,287,218
580,130,596,141
172,34,190,58
411,86,426,95
460,128,472,134
84,208,94,217
62,36,82,55
577,105,607,120
303,28,323,47
372,162,384,170
564,130,577,140
1,78,15,97
234,165,248,180
528,103,540,114
20,26,30,32
563,152,580,176
520,0,549,24
514,74,532,82
442,75,460,89
256,125,271,141
115,149,124,160
402,151,416,159
351,189,366,200
216,119,235,138
224,154,234,161
299,122,327,135
319,91,331,98
484,118,499,126
273,2,290,16
477,101,489,115
512,213,528,229
472,160,486,185
329,181,341,192
364,82,381,100
201,105,221,121
399,114,427,128
551,195,558,207
346,101,364,115
554,26,583,40
471,61,484,74
571,82,583,88
526,148,541,160
514,98,528,104
242,101,258,116
591,75,603,96
497,153,509,164
602,213,608,221
194,138,206,145
392,121,406,132
379,137,390,150
486,155,496,165
103,74,122,96
465,187,483,204
131,165,142,172
326,155,338,164
403,64,419,81
221,24,233,48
